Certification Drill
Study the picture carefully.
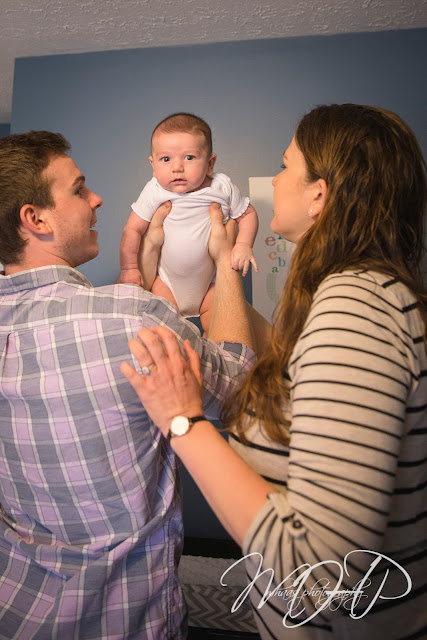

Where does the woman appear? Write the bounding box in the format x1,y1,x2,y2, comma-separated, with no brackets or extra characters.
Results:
121,104,427,639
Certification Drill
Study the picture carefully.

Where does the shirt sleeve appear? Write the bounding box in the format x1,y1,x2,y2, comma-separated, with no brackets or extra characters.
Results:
131,178,167,222
241,273,418,629
133,291,256,419
217,174,250,220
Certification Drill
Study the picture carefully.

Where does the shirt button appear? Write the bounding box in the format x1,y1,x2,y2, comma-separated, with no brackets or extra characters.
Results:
292,519,302,529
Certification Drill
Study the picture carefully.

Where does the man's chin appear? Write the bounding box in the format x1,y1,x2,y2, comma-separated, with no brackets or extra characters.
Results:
73,246,99,268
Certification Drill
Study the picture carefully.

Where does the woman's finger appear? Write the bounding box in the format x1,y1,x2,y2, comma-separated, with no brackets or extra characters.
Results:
135,327,168,367
148,326,189,374
127,336,154,367
183,340,203,385
149,326,182,359
120,361,143,392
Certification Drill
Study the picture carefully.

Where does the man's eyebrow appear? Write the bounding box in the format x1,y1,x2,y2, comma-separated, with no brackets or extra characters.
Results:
72,175,85,186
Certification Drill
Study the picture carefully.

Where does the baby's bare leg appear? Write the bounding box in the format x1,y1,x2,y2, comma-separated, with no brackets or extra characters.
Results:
199,283,215,334
151,277,178,308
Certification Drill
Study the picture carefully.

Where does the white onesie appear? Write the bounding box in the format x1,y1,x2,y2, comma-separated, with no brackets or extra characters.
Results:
131,173,250,317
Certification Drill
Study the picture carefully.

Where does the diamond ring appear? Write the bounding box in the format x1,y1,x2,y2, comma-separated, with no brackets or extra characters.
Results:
141,364,155,376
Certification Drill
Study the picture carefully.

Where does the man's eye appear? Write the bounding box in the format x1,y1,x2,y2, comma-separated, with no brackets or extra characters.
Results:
185,155,195,161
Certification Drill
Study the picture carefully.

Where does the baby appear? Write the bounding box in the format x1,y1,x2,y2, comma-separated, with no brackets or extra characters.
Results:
119,112,258,331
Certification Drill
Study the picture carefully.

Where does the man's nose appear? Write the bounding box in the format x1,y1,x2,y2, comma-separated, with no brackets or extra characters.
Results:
91,191,103,209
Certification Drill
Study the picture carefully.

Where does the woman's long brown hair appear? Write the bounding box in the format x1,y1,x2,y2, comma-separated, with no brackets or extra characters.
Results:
222,104,427,446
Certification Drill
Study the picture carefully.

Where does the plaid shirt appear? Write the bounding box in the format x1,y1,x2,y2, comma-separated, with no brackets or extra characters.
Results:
0,266,254,640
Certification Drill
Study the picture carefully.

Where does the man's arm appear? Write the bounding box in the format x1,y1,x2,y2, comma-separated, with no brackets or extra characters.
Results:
207,203,254,349
138,201,171,290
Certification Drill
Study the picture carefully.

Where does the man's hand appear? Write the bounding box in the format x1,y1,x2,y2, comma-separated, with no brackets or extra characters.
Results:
143,201,172,251
138,200,172,291
208,203,236,265
231,243,258,277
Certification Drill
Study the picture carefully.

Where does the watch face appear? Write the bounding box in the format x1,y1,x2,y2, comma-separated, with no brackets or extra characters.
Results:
171,415,190,436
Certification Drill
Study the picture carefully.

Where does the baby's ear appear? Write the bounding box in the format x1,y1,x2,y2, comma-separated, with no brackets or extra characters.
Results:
207,153,217,176
149,156,154,170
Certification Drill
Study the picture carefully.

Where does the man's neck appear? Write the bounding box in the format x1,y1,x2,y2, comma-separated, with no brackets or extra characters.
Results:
4,256,71,276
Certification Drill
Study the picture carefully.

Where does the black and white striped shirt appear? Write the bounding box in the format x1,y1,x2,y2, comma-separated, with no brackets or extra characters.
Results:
230,271,427,639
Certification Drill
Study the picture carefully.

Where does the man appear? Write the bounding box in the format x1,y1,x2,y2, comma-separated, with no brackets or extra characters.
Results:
0,131,254,639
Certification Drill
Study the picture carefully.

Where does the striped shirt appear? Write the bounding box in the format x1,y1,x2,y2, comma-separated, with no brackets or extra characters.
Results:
230,271,427,640
0,266,254,640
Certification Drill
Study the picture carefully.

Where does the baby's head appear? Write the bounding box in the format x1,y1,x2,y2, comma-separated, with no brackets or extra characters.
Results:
149,113,216,194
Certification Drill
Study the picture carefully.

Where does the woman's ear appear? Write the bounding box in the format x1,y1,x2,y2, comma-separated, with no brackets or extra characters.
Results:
309,178,328,219
19,204,53,235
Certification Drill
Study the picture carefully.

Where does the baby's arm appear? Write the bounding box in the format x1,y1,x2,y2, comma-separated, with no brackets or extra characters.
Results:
232,204,259,276
119,210,149,285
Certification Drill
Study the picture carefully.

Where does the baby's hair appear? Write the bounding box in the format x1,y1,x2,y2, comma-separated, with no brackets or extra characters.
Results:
151,113,213,156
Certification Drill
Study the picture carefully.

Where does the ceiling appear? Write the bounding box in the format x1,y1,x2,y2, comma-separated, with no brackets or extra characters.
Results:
1,0,426,122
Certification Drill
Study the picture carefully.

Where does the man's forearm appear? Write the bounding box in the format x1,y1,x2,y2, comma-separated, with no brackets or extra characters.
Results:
207,255,254,349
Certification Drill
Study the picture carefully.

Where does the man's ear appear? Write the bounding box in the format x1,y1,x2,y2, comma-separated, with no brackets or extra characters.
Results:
207,153,217,176
308,178,328,219
19,204,53,235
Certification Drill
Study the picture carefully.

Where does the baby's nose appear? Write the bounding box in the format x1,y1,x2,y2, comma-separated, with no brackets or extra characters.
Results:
172,159,184,172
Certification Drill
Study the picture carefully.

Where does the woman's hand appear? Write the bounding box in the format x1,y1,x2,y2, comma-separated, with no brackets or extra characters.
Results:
120,326,204,437
208,203,237,265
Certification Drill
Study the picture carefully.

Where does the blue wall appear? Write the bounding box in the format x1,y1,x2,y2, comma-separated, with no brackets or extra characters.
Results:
10,29,427,539
0,124,10,138
12,29,427,287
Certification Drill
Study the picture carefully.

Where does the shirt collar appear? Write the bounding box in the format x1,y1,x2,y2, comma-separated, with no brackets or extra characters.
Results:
0,265,93,292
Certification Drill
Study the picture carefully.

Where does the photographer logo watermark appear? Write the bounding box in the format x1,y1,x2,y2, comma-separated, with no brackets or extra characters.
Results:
220,550,412,628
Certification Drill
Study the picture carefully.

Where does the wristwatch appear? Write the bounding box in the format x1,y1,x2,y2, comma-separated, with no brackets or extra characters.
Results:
167,415,206,442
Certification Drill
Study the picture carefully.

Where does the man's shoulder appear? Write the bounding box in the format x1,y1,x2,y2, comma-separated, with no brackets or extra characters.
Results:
79,282,166,320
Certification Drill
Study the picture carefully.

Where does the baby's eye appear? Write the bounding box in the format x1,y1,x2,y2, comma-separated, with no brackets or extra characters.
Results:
160,156,170,163
185,155,196,161
280,163,286,170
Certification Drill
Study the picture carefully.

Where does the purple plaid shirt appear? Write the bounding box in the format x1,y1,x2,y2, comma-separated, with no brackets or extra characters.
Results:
0,266,254,640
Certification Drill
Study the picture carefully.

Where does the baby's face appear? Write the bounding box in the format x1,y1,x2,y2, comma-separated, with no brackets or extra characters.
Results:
149,131,216,194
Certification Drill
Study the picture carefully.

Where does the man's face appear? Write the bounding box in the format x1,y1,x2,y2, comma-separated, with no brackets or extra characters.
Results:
42,155,103,267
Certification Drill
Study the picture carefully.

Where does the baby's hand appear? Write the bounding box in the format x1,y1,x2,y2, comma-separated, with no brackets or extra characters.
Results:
231,243,258,277
118,268,144,287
